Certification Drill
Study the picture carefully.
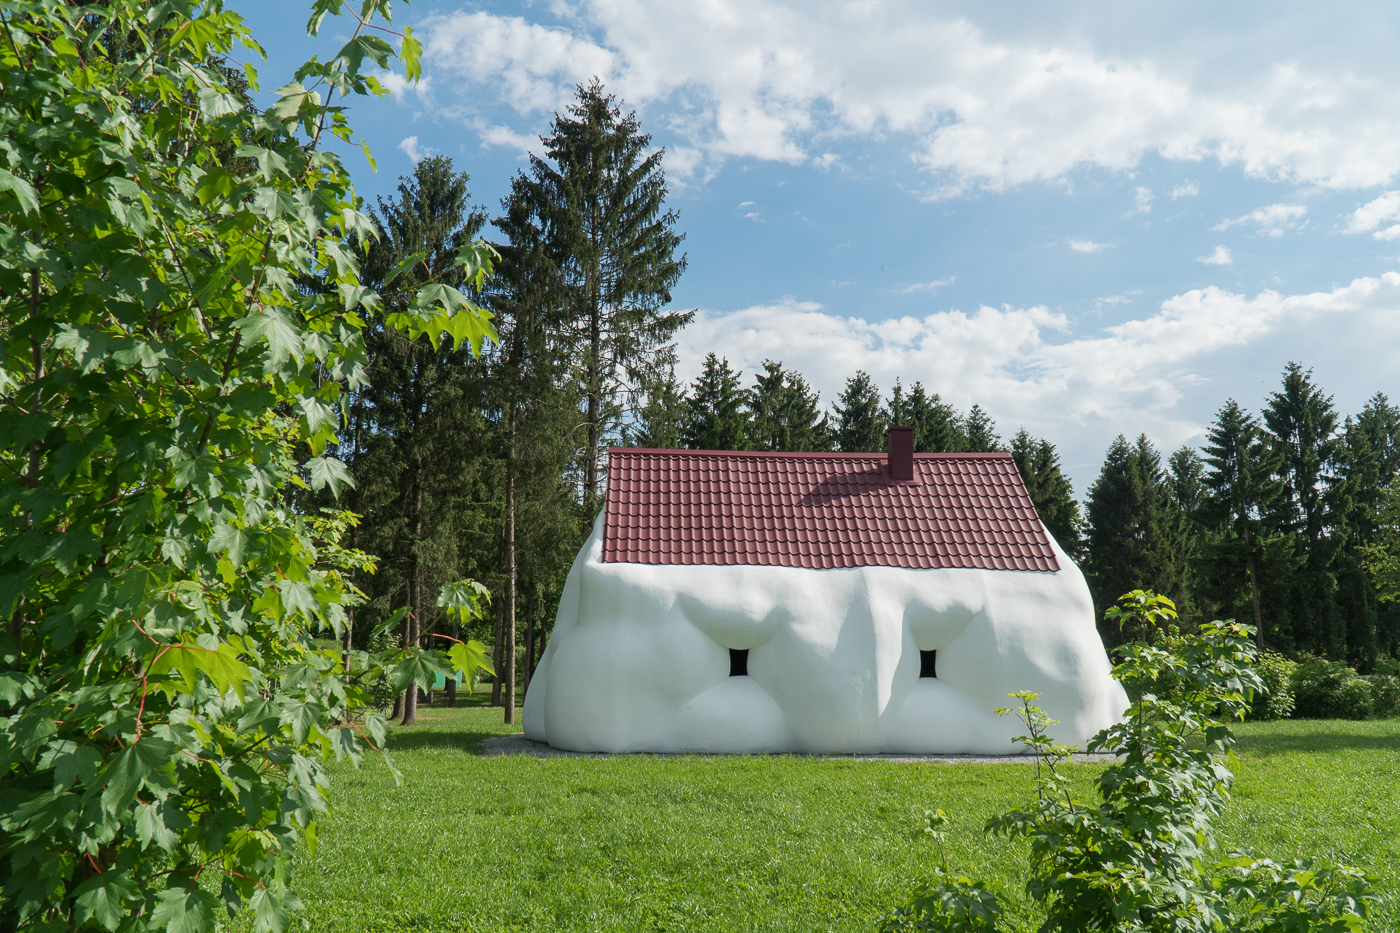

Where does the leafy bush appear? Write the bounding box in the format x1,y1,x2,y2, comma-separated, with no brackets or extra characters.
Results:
1248,651,1298,720
1364,674,1400,718
1292,657,1374,719
887,592,1378,932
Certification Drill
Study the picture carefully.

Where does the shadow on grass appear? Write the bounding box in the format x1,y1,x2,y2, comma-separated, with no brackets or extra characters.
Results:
384,729,512,755
1235,725,1400,757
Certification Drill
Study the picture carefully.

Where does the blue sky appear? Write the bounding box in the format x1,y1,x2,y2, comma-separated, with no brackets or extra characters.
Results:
240,0,1400,492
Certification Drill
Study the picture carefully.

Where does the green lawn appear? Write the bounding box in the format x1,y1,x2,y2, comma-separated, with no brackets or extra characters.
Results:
258,702,1400,932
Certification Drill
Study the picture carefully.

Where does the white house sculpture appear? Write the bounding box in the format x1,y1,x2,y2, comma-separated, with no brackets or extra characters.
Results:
522,428,1127,754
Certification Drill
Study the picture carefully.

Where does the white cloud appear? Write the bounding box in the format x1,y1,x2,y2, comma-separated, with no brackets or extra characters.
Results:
1069,239,1108,253
373,69,433,104
676,273,1400,488
1171,180,1200,199
398,136,431,163
901,277,955,294
1213,203,1307,237
421,11,615,113
420,3,1400,192
1128,186,1154,216
476,123,541,155
1346,191,1400,240
1095,290,1141,308
1198,245,1233,265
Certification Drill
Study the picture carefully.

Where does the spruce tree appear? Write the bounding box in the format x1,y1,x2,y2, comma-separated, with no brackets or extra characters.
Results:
834,371,887,452
490,182,589,722
964,404,1003,452
888,381,965,452
1084,435,1192,637
502,80,692,513
1335,417,1385,664
1262,363,1344,656
627,367,687,448
1167,446,1210,624
353,156,489,726
1356,392,1400,480
682,353,753,450
749,360,831,451
1010,429,1082,556
1199,400,1288,650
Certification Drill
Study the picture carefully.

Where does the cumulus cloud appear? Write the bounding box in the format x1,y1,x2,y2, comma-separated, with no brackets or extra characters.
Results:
1069,239,1108,253
398,136,431,163
476,123,541,155
373,69,433,103
1198,245,1233,265
418,2,1400,191
1172,180,1200,199
1128,186,1154,216
1213,203,1307,237
675,273,1400,484
1346,191,1400,240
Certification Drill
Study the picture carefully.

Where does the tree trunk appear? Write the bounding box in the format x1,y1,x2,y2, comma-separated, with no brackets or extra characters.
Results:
1247,536,1264,651
490,599,504,707
504,407,519,725
524,583,535,692
445,675,456,707
343,395,365,675
535,582,547,670
402,476,423,726
390,604,408,721
585,322,600,509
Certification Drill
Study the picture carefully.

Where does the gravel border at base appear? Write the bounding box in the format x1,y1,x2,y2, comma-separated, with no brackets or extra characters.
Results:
480,732,1121,763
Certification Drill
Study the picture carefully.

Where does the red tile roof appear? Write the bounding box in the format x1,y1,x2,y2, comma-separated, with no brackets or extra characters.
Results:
602,449,1060,572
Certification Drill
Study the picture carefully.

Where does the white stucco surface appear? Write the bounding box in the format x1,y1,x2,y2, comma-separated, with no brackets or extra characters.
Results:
523,514,1128,754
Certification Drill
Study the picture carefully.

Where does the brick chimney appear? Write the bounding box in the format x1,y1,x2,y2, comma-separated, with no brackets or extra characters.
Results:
886,426,914,481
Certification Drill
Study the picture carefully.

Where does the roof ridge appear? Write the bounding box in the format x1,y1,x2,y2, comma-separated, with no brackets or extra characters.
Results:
610,447,1015,460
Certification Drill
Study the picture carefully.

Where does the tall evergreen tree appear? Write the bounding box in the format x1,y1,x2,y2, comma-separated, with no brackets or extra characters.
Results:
682,353,752,450
491,181,589,722
964,404,1003,452
1010,429,1082,556
352,156,489,726
626,366,686,448
1084,435,1192,637
1355,392,1400,481
503,79,692,513
749,360,831,451
1262,363,1344,656
1199,400,1289,650
1167,446,1211,623
888,381,965,452
1335,417,1385,664
834,370,886,452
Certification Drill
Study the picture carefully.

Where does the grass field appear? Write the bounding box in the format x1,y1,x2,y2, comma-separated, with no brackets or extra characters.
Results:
257,700,1400,932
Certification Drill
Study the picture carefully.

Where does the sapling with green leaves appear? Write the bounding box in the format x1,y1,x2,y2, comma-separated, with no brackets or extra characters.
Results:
887,591,1378,933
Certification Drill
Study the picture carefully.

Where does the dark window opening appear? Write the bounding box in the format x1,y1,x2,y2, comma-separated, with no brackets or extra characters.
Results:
919,649,937,678
729,648,749,677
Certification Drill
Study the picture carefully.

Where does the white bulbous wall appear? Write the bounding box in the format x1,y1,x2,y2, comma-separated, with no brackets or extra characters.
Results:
523,514,1127,755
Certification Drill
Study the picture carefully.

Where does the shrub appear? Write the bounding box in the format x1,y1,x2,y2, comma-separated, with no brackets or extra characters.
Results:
1248,651,1297,720
1292,657,1374,719
1365,674,1400,718
887,592,1378,933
